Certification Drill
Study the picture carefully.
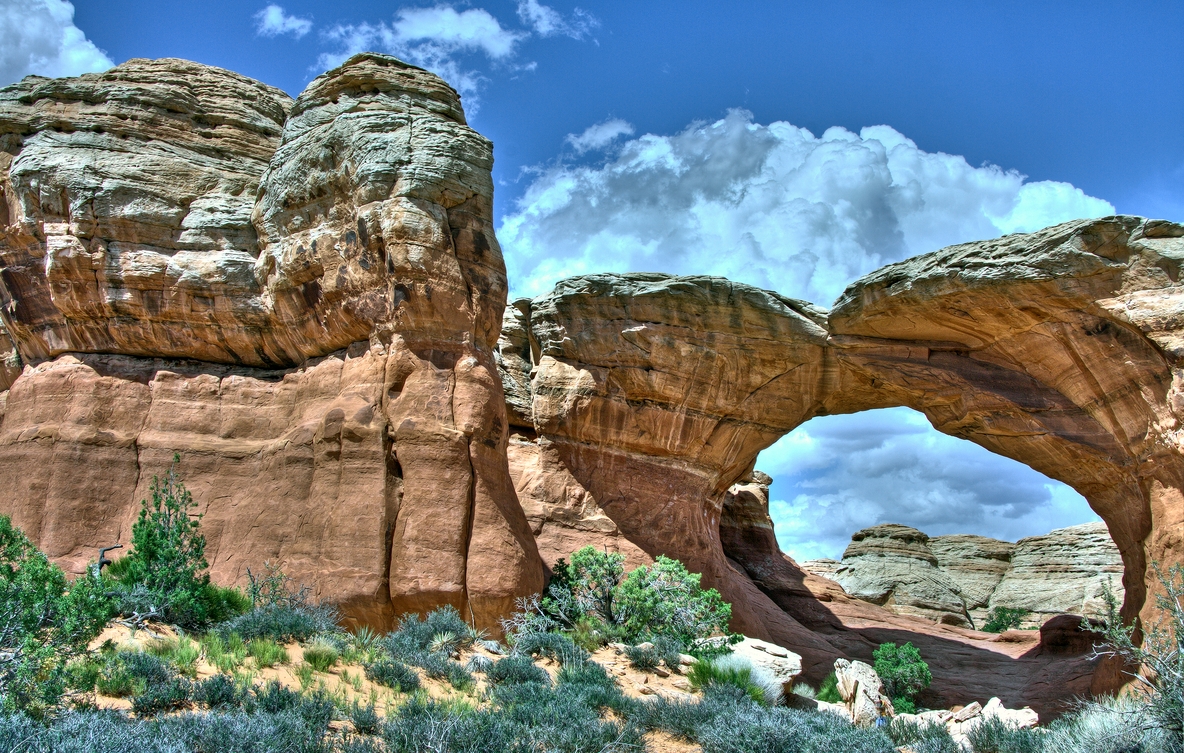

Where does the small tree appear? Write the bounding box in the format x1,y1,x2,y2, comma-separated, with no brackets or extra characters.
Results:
0,515,111,716
982,606,1029,633
113,455,231,627
873,641,931,709
616,555,733,649
568,547,626,625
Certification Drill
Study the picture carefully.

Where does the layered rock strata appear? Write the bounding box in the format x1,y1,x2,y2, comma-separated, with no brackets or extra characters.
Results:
0,55,542,629
499,216,1184,711
805,522,1123,628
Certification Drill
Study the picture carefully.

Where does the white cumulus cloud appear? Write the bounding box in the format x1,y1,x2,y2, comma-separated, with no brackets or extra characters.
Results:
254,4,313,39
516,0,597,39
498,110,1117,303
759,409,1102,563
565,118,634,153
0,0,112,87
317,5,526,108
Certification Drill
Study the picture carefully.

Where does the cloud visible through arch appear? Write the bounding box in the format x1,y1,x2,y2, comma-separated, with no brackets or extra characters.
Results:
758,409,1101,563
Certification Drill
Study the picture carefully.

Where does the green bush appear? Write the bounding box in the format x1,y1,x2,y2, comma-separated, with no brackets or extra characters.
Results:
687,655,767,705
616,556,733,648
872,642,931,708
487,656,550,686
625,643,661,670
383,606,475,660
983,607,1030,633
364,658,420,692
247,638,288,668
816,672,841,703
130,677,192,715
108,457,247,628
301,641,339,672
0,515,112,716
513,630,589,666
350,701,380,735
192,673,242,709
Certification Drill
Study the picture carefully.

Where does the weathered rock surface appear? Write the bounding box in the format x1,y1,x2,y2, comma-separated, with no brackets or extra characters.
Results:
0,54,543,630
835,658,892,727
990,522,1124,624
833,524,973,627
929,534,1015,619
731,636,803,701
803,521,1123,629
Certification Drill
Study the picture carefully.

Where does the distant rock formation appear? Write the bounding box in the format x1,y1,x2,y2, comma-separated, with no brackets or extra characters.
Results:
803,522,1123,628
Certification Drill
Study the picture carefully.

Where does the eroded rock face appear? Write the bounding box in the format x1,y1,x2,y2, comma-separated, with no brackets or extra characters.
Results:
833,525,972,627
499,216,1184,711
0,54,542,630
806,522,1123,629
990,522,1124,623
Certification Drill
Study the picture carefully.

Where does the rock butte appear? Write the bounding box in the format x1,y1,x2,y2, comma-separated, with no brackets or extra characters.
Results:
804,521,1124,629
2,56,1183,715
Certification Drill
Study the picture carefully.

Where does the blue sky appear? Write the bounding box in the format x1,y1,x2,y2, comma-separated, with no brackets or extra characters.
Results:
4,0,1182,559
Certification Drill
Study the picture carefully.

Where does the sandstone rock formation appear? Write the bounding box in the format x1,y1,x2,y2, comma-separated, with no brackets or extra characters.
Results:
0,54,543,629
731,636,803,701
990,522,1124,624
802,521,1123,628
3,55,1182,716
805,520,1117,625
929,534,1014,622
834,658,892,727
831,524,973,627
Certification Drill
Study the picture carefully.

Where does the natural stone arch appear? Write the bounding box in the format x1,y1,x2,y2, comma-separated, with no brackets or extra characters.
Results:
500,215,1184,707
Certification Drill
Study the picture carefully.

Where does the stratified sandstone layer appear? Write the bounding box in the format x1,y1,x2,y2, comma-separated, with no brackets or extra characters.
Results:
804,522,1123,628
0,55,543,629
499,216,1184,711
832,524,972,628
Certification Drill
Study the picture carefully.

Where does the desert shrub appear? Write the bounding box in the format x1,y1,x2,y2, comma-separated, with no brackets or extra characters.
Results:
966,714,1044,753
790,681,816,700
302,640,339,672
466,654,493,673
492,679,646,751
350,700,381,735
873,642,931,708
380,696,517,753
218,603,336,643
146,637,201,677
513,630,589,665
616,556,733,649
816,671,841,703
246,637,288,668
383,606,475,660
894,696,917,714
688,654,777,705
193,673,242,709
487,655,550,686
0,515,112,716
108,457,245,629
567,615,606,652
120,650,172,689
130,677,192,715
364,658,420,692
696,704,895,753
625,643,661,670
1040,695,1173,753
983,607,1030,633
887,717,959,752
640,683,752,740
251,679,301,714
95,660,136,698
418,652,474,690
66,658,102,692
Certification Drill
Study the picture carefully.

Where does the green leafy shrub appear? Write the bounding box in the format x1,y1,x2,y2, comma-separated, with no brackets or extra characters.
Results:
893,695,917,714
616,556,733,648
487,656,550,686
95,660,135,698
0,515,112,716
364,658,420,692
816,671,841,703
146,636,200,677
109,456,243,628
872,642,931,708
983,607,1030,633
301,641,339,672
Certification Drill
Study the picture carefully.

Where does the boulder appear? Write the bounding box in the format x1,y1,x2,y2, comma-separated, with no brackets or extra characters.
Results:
834,658,892,727
731,636,803,699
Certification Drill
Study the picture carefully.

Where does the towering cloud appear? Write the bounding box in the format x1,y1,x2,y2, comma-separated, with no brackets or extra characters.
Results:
0,0,112,86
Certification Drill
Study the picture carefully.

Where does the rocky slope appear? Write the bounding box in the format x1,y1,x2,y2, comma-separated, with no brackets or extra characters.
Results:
3,56,1183,714
804,522,1123,628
